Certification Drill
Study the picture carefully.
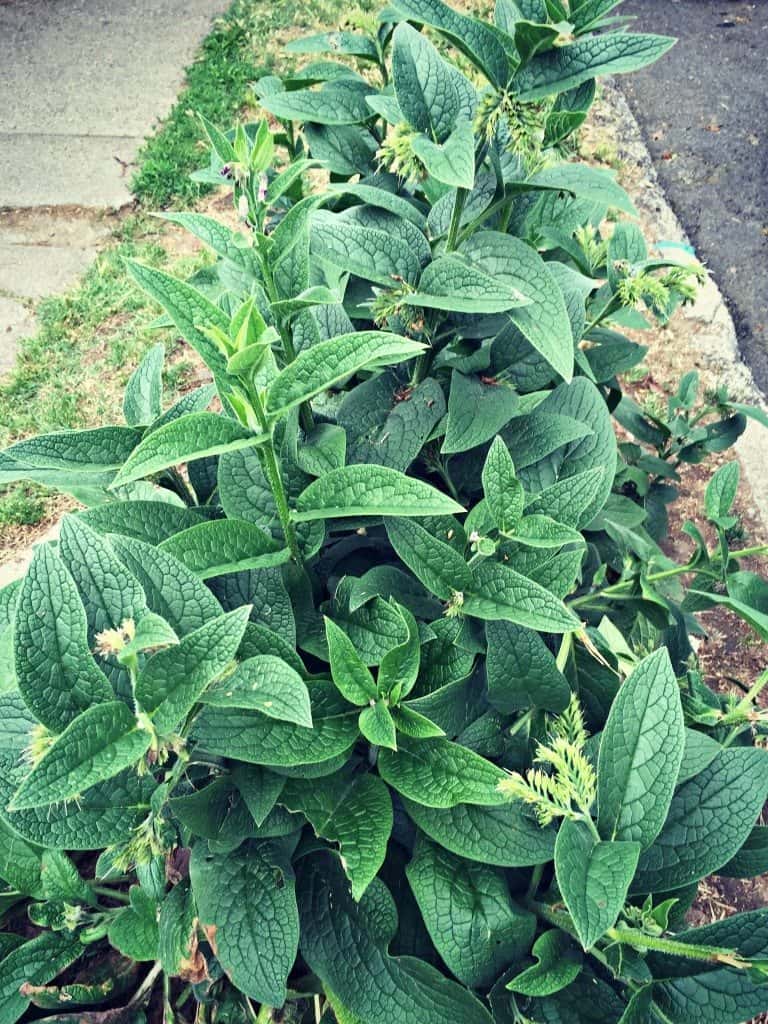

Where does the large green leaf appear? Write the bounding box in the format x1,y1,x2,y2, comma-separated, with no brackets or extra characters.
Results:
554,817,640,949
464,560,580,632
126,260,230,382
486,621,570,712
190,840,299,1005
111,536,222,637
157,213,259,274
14,545,113,732
406,252,529,314
259,78,375,125
0,933,82,1024
193,680,359,767
460,232,574,381
412,119,476,190
385,518,472,601
159,519,288,579
597,648,684,849
112,413,262,488
10,702,152,810
407,836,535,987
514,32,676,100
392,22,462,140
312,215,423,286
281,771,392,899
632,748,768,892
2,426,143,475
266,331,424,415
294,465,463,521
299,852,494,1024
136,607,250,734
0,817,43,896
379,736,507,808
107,885,159,962
442,373,519,454
391,0,510,88
201,655,312,728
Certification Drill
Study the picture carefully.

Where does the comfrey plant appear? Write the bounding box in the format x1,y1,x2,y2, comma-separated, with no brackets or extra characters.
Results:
1,1,768,1022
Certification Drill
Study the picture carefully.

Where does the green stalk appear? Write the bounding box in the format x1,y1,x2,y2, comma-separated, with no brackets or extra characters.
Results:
446,188,468,252
605,927,751,967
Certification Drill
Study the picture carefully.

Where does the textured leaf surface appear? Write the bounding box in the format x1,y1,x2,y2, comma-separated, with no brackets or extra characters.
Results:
597,648,684,848
407,836,535,987
266,332,423,415
113,413,261,488
506,929,583,997
14,545,113,732
10,702,151,810
0,933,81,1024
515,32,676,99
632,748,768,892
136,608,249,733
464,560,580,632
486,621,570,712
107,885,159,962
282,771,392,899
392,23,461,139
201,655,312,727
379,736,506,808
123,343,164,425
555,817,640,949
259,79,374,125
294,465,463,521
194,680,359,767
443,375,519,455
299,851,494,1024
159,518,287,578
191,840,299,1005
385,518,471,601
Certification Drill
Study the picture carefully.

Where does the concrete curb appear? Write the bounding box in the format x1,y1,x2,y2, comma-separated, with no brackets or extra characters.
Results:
599,80,768,525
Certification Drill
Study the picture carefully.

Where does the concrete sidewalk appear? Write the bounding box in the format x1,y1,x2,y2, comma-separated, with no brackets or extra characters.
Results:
0,0,229,369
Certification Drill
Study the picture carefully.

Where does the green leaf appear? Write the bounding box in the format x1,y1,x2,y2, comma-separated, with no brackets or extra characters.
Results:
285,30,380,60
510,514,585,549
632,748,768,892
393,23,461,139
190,840,299,1006
10,702,152,810
107,885,159,962
136,607,249,734
194,680,359,767
507,929,583,996
443,373,519,454
3,426,143,475
407,836,535,988
299,851,494,1024
483,436,524,532
0,816,43,896
109,532,220,639
112,413,263,488
378,736,507,808
693,571,768,641
360,700,398,750
390,704,445,738
406,253,529,314
554,817,640,949
515,163,636,215
412,119,476,189
125,260,230,383
123,342,164,426
460,232,574,381
294,465,464,521
266,331,424,416
464,560,580,632
391,0,510,88
719,825,768,879
385,518,472,601
159,881,200,977
515,32,676,100
312,215,423,286
200,655,313,728
159,518,288,579
597,648,685,849
327,183,426,228
282,771,393,899
325,618,377,705
14,545,113,733
486,621,571,712
259,78,375,125
705,460,739,523
157,213,259,274
0,933,82,1024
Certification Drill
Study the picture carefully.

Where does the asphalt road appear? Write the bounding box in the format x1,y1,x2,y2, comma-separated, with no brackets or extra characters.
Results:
618,0,768,394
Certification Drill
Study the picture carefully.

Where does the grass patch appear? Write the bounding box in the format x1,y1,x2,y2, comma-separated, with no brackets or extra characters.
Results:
131,0,378,208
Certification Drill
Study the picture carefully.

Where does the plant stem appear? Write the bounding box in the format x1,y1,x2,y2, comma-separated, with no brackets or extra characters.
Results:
256,1004,273,1024
126,961,163,1012
605,927,751,967
526,863,544,900
446,188,468,252
92,885,131,903
247,389,302,564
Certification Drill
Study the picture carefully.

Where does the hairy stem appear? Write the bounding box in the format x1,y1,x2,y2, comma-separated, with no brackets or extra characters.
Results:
446,188,468,252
